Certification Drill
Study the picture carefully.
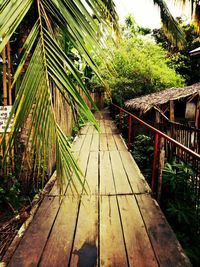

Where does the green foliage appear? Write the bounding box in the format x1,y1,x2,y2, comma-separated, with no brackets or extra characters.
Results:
152,20,200,85
0,174,21,211
131,134,154,182
98,36,184,105
161,159,200,266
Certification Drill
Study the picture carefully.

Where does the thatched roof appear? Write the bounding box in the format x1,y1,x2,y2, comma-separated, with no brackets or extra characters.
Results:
125,83,200,114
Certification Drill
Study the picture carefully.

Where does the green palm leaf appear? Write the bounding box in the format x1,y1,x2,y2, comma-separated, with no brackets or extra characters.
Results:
0,0,118,193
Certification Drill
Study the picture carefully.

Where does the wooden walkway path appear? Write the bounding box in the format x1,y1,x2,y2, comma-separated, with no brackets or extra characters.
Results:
8,110,191,267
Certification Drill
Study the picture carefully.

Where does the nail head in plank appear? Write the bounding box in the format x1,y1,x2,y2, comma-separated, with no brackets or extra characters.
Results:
100,196,128,267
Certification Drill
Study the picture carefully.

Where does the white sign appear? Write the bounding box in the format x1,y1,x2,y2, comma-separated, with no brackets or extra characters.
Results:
0,106,14,133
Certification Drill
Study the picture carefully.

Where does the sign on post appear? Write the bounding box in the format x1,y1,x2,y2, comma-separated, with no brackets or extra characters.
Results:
0,106,13,133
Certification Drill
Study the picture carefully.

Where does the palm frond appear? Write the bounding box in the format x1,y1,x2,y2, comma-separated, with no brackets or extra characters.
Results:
154,0,186,48
1,0,119,193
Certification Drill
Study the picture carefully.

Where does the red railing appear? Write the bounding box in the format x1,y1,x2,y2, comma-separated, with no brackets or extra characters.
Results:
112,104,200,193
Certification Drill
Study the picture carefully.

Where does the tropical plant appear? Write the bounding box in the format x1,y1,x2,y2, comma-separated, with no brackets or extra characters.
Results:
97,34,185,105
153,19,200,85
0,0,119,193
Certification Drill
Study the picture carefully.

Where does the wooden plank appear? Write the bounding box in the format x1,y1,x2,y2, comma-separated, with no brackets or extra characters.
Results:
119,151,150,194
84,152,98,195
100,196,128,266
110,151,132,194
136,194,192,267
107,133,117,150
118,195,158,267
87,124,94,134
100,120,106,134
110,121,119,134
100,151,115,195
72,134,86,152
81,134,92,152
104,120,112,134
8,197,60,267
39,196,79,267
90,134,99,151
113,134,127,151
49,151,80,196
70,196,98,267
99,134,108,151
80,124,89,135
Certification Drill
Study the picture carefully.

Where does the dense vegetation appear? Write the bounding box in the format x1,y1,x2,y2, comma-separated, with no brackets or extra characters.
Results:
153,19,200,85
103,37,184,105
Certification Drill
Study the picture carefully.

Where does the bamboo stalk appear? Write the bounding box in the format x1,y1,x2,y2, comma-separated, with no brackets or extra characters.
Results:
6,42,12,105
2,47,7,106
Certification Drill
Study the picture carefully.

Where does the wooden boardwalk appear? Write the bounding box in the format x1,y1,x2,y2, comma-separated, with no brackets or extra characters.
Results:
8,110,191,267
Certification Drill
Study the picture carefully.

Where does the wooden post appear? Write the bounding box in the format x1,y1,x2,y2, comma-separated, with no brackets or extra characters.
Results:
128,115,132,150
195,100,199,129
119,109,122,131
169,100,175,121
2,47,7,105
6,42,12,105
152,133,159,193
157,137,165,203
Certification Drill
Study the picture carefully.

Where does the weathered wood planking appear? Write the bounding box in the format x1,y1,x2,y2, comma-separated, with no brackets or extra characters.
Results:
90,133,99,151
110,150,132,194
99,133,108,151
113,134,127,150
39,196,79,267
87,125,94,134
70,196,98,267
84,151,98,195
100,151,115,195
80,123,89,135
119,151,150,194
107,133,117,150
136,194,192,267
100,196,128,267
99,120,106,134
72,134,86,152
8,197,60,267
7,110,192,267
118,195,158,267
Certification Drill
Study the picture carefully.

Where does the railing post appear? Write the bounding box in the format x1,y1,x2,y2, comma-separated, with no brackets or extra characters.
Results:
128,115,132,150
113,105,116,120
119,109,122,131
152,132,159,193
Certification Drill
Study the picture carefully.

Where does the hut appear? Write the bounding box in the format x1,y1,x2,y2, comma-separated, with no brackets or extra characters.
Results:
125,82,200,128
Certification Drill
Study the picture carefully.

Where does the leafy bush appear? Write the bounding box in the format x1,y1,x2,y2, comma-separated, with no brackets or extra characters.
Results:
0,174,21,212
161,159,200,266
131,134,154,182
98,37,184,105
